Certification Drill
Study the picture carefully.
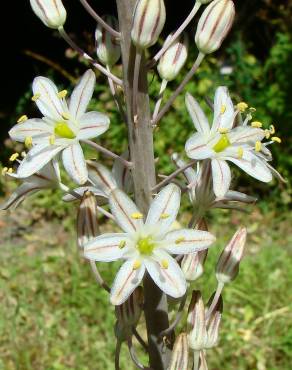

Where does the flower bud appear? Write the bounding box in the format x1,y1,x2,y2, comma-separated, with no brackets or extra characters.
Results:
77,191,99,248
198,0,214,4
30,0,67,29
216,227,247,284
95,15,121,67
195,0,235,54
131,0,166,49
157,33,188,81
187,291,207,351
115,287,144,341
205,293,223,348
169,333,189,370
182,249,208,282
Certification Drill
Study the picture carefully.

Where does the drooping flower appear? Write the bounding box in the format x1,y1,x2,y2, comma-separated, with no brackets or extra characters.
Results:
84,184,216,305
30,0,67,29
185,88,278,198
9,70,110,185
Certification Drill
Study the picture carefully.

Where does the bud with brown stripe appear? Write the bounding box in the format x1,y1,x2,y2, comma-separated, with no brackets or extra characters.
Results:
205,293,223,348
95,15,121,67
195,0,235,54
182,249,208,282
168,333,189,370
216,227,247,284
30,0,67,29
157,33,188,81
77,191,99,248
131,0,166,49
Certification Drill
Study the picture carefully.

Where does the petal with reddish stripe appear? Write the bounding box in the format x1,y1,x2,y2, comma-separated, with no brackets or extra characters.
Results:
78,111,110,140
185,93,210,134
211,159,231,198
9,119,53,142
185,133,214,160
62,143,88,185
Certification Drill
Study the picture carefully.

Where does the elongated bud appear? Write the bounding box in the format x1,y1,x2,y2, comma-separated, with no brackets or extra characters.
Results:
187,291,207,351
169,333,189,370
205,294,223,348
77,191,99,248
95,15,121,67
115,287,144,341
131,0,166,49
157,33,188,81
30,0,67,29
195,0,235,54
182,249,208,281
216,227,247,284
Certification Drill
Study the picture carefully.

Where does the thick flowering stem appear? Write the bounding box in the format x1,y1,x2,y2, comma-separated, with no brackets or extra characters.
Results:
116,1,171,369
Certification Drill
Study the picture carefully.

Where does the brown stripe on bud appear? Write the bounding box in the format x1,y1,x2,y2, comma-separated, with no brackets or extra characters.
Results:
168,333,189,370
30,0,67,29
195,0,235,54
131,0,166,49
216,227,247,284
181,249,208,282
77,191,99,248
205,293,223,348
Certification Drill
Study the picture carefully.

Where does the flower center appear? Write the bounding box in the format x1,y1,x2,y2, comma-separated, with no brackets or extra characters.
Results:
137,237,156,256
54,122,76,139
213,134,230,153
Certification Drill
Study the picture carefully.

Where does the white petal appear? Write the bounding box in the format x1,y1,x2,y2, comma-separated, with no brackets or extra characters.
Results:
229,126,265,144
87,161,117,195
185,93,210,134
17,144,64,178
84,233,130,262
69,70,96,119
185,133,214,160
9,119,53,142
164,229,216,254
110,260,145,305
0,182,44,210
212,86,235,132
32,76,66,120
172,153,197,185
62,143,88,185
109,189,144,233
146,184,180,236
223,190,257,204
78,111,110,140
224,149,273,182
211,159,231,198
145,250,186,298
62,186,107,202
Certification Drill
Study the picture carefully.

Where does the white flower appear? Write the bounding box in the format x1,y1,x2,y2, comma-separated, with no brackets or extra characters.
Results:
9,70,110,185
30,0,67,29
84,184,216,305
185,87,275,198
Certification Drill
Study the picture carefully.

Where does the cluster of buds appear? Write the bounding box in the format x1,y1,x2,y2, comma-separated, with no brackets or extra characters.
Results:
30,0,67,29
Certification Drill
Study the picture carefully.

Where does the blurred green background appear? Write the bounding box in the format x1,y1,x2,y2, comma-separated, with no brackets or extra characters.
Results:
0,1,291,369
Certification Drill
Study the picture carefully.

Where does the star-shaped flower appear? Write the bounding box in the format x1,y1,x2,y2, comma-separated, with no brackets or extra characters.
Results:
185,87,275,197
9,70,110,185
84,183,216,305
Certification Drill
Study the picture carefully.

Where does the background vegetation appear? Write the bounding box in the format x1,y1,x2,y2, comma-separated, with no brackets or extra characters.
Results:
0,1,291,369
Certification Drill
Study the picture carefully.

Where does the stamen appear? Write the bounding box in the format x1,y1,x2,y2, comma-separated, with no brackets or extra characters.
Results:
1,167,8,176
218,128,229,134
31,93,41,102
236,102,248,112
9,153,19,162
57,90,68,99
21,151,26,158
255,141,262,152
271,136,281,144
265,130,271,139
133,260,142,270
161,259,169,269
119,240,126,249
24,136,33,148
237,147,244,159
175,237,185,244
160,213,170,219
8,168,13,174
49,135,56,145
61,112,70,120
220,105,226,114
251,121,262,128
17,115,28,123
269,125,275,134
131,212,143,219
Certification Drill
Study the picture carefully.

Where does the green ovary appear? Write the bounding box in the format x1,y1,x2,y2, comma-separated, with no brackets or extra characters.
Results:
54,122,76,139
213,134,231,153
137,237,156,256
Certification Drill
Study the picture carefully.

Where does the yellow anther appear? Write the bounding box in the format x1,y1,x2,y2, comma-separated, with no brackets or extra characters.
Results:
21,151,26,158
17,115,28,123
251,121,262,128
133,260,142,270
220,105,226,114
236,102,248,112
7,168,13,174
131,212,143,220
1,167,8,176
265,130,271,139
31,93,41,102
119,240,126,249
175,237,185,245
49,135,56,145
237,147,244,159
161,259,169,269
57,90,68,99
160,213,170,219
61,112,70,120
271,136,282,144
24,136,33,148
269,125,275,135
218,128,229,134
9,153,19,162
255,141,262,152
